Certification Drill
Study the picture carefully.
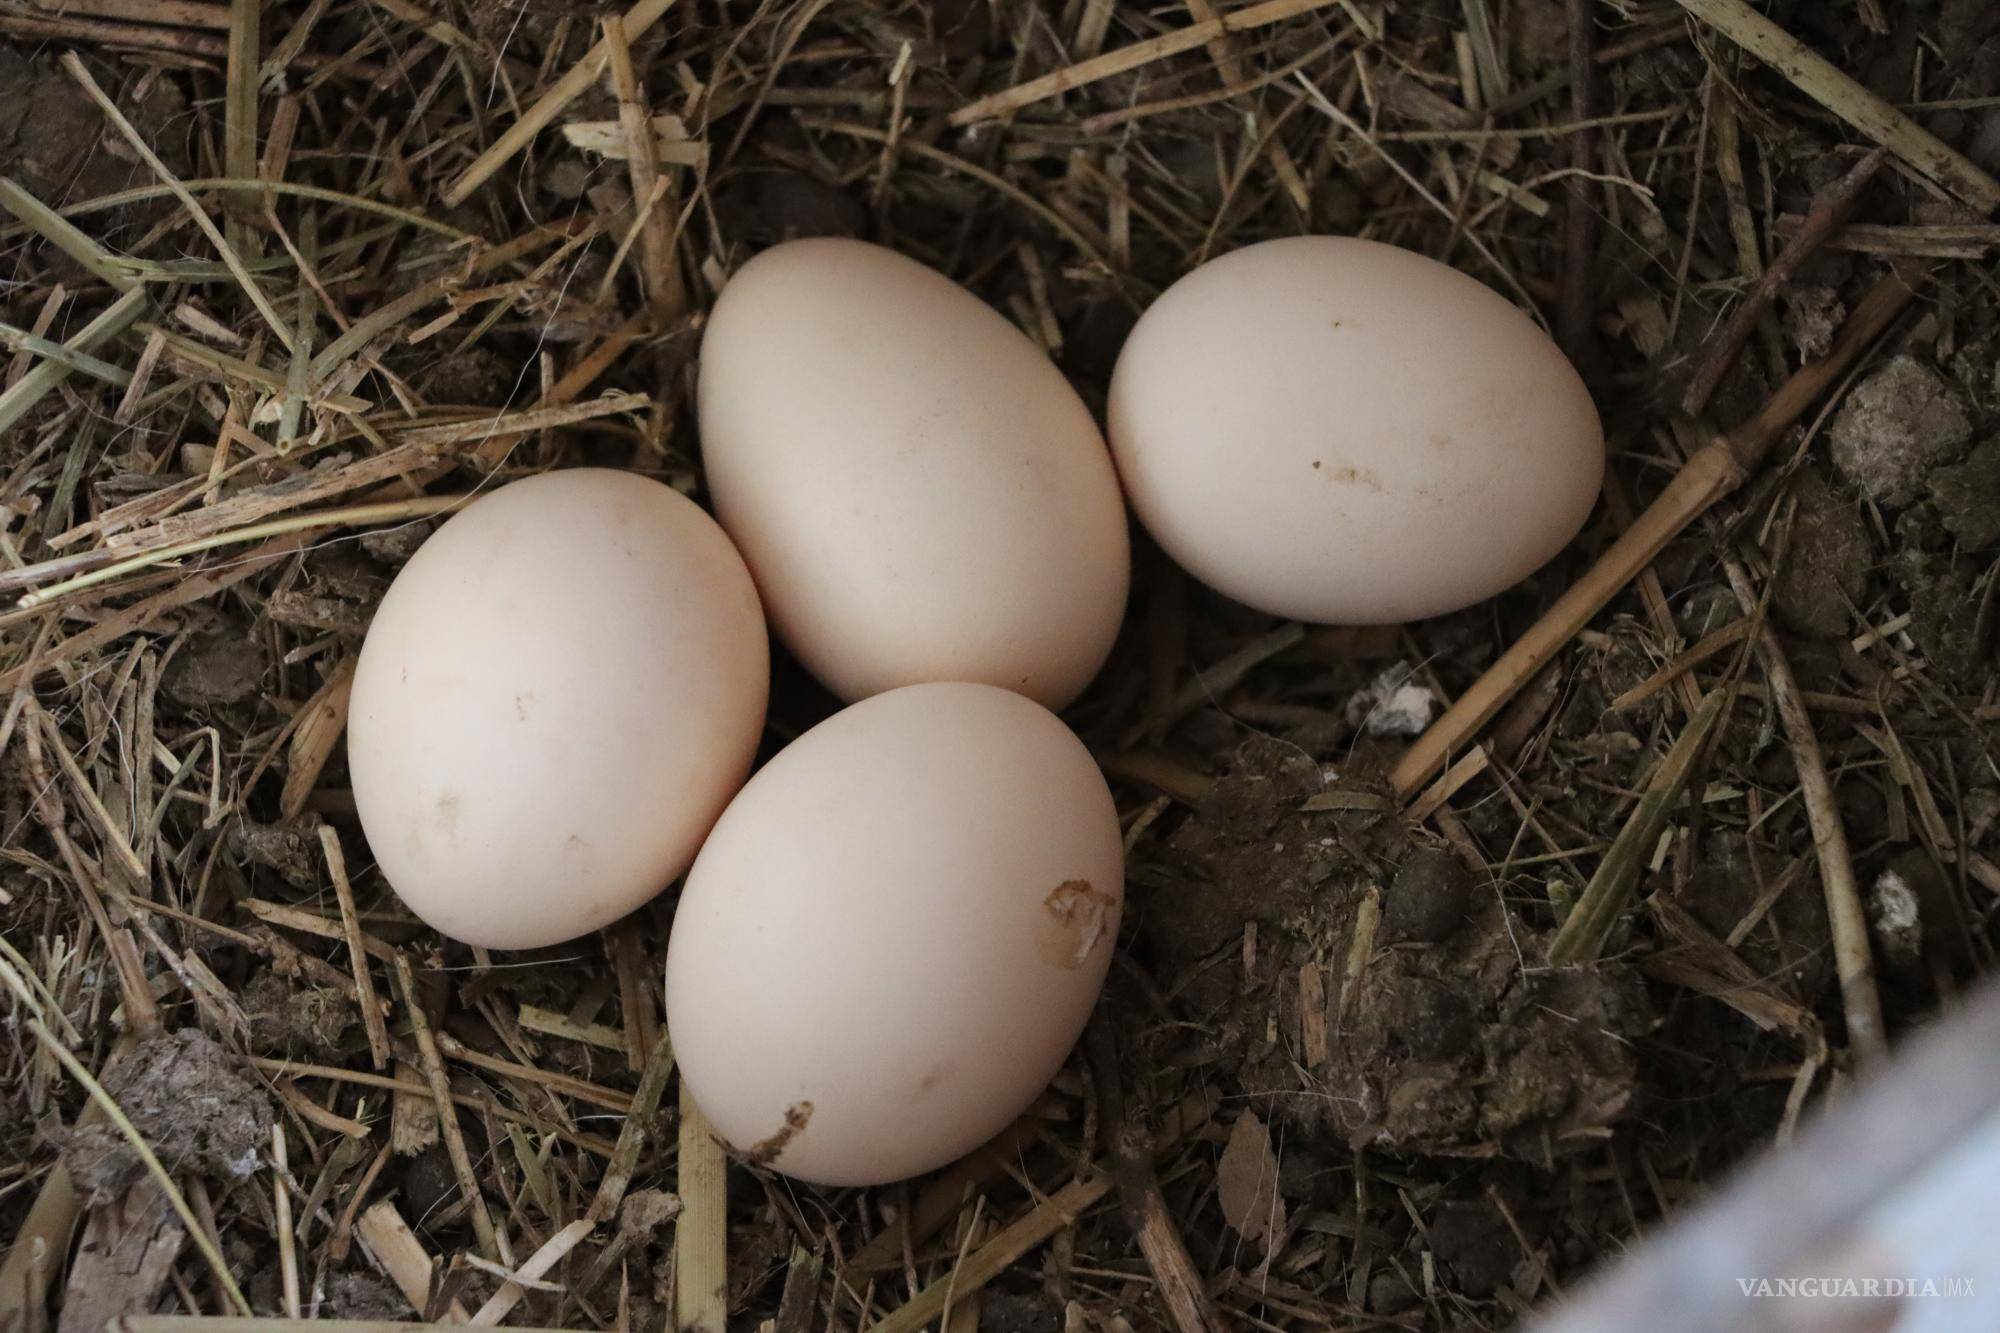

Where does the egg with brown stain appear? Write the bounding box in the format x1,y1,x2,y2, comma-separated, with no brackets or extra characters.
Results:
1108,236,1604,624
697,238,1129,709
665,681,1123,1185
347,470,768,950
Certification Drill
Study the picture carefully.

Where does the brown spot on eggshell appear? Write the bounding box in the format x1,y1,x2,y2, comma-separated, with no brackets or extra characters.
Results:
913,1059,953,1097
433,792,460,837
1038,878,1116,969
1323,464,1384,491
745,1101,814,1166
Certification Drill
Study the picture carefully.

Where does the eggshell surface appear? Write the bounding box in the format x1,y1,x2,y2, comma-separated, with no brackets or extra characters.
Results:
665,682,1124,1186
348,469,768,950
1107,236,1604,624
697,238,1129,709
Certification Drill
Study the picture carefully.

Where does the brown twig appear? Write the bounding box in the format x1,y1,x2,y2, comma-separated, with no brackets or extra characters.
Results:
1391,267,1920,800
1558,0,1599,363
1683,149,1887,416
1084,1020,1227,1333
1676,0,2000,215
1720,553,1886,1066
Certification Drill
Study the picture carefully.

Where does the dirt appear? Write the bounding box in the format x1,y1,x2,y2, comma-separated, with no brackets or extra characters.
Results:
57,1029,273,1206
1827,354,1975,505
1774,467,1872,637
1781,284,1845,360
323,1271,410,1321
240,970,354,1057
1134,739,1645,1161
1929,439,2000,549
163,629,267,709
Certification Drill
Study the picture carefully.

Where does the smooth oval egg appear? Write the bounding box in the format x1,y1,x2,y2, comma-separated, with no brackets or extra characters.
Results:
1107,236,1604,624
665,681,1123,1186
697,238,1129,710
348,469,768,950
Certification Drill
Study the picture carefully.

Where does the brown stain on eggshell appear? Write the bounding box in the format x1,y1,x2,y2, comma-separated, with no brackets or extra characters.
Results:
1038,879,1116,969
745,1100,814,1166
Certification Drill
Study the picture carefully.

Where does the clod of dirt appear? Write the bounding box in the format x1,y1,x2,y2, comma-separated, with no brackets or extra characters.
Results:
1827,355,1975,505
325,1271,408,1321
1139,740,1645,1161
230,818,324,891
164,630,266,708
1929,439,2000,549
1897,552,1991,683
1380,847,1471,944
0,52,189,213
1367,1269,1420,1315
241,971,353,1056
1774,468,1871,637
1428,1199,1528,1299
1781,284,1845,360
58,1029,274,1205
361,519,434,566
979,1293,1063,1333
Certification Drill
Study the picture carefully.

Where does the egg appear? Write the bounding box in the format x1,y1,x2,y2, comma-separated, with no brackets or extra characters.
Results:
697,238,1129,710
665,681,1123,1185
348,470,768,950
1107,236,1604,624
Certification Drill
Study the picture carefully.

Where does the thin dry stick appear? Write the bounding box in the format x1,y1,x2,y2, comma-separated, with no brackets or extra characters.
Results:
60,54,297,352
585,1031,676,1223
602,14,683,319
392,953,503,1261
868,1173,1114,1333
1085,1021,1227,1333
1676,0,2000,215
441,0,682,207
469,1220,594,1327
1683,148,1887,416
1547,690,1728,964
0,286,148,437
319,825,389,1070
1391,268,1919,800
1721,554,1886,1065
1558,0,1599,361
17,495,466,609
224,0,260,247
674,1084,728,1333
949,0,1344,126
272,1126,300,1319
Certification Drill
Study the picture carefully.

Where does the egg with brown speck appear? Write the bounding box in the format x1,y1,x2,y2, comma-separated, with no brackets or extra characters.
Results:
665,681,1123,1185
347,469,768,950
1107,236,1604,624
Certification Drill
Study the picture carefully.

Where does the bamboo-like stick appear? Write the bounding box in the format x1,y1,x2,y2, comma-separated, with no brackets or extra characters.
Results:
1676,0,2000,215
1722,555,1886,1066
1391,268,1919,800
393,953,503,1261
674,1085,729,1333
320,825,389,1069
1682,148,1886,416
